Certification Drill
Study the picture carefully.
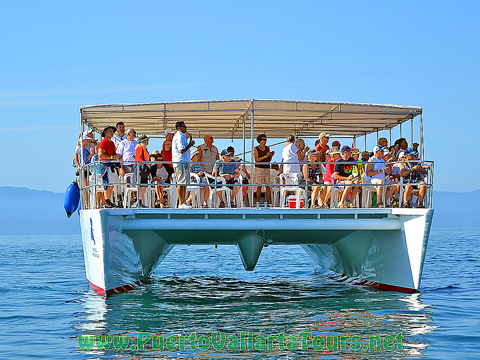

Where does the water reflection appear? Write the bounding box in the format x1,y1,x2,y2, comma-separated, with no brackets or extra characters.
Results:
72,245,436,359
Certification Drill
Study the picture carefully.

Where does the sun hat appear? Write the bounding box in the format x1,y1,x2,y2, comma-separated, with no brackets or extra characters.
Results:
327,147,340,155
318,132,331,139
101,125,116,137
151,150,160,156
138,134,149,143
82,129,93,137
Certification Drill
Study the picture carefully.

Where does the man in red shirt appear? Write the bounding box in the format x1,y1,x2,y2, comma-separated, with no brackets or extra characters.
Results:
98,125,122,208
315,132,331,152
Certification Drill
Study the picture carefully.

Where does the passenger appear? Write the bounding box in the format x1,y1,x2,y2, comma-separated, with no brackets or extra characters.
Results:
73,129,95,168
197,134,219,174
331,140,341,149
351,148,362,179
365,145,395,208
234,156,251,205
315,132,331,152
74,135,94,206
212,149,241,208
188,150,210,208
172,121,196,209
378,137,388,148
295,138,308,164
333,145,361,208
151,152,169,207
134,135,151,208
162,128,176,182
282,134,309,174
393,137,408,159
303,149,323,208
254,133,275,205
116,128,138,176
317,149,328,208
98,125,122,208
322,147,341,207
112,121,127,148
74,134,94,172
399,148,429,208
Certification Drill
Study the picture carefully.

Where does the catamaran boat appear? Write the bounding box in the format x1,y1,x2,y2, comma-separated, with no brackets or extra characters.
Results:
74,99,434,295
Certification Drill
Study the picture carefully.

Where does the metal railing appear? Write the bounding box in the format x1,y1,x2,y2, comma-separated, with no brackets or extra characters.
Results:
77,159,434,210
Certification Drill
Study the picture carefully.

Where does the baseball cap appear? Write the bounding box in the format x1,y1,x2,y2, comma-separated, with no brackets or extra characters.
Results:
341,145,352,153
165,128,175,135
220,149,232,156
373,145,386,152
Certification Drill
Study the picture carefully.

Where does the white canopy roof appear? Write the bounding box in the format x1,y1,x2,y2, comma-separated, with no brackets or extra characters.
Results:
80,99,422,139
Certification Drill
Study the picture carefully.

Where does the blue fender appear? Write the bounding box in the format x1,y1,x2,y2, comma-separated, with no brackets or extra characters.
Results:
64,182,80,218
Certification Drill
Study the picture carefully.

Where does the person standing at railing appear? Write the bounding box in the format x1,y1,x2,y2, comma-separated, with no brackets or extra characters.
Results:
98,125,122,208
112,122,127,148
365,145,395,208
282,134,309,174
254,134,275,205
172,121,196,209
134,135,151,208
162,129,176,182
333,146,361,208
117,128,138,176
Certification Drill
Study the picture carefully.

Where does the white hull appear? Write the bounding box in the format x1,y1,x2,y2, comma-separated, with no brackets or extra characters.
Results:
79,208,433,295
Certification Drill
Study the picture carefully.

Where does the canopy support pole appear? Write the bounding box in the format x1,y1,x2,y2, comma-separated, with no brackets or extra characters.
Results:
411,119,414,147
420,113,424,160
243,119,246,163
79,114,86,210
250,100,255,206
364,132,367,151
400,123,402,138
389,129,392,146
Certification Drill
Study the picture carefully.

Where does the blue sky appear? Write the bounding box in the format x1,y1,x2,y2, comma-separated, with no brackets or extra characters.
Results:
1,1,478,192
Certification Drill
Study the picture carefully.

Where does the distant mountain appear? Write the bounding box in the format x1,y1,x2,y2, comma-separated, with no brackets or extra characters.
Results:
0,186,477,235
0,186,80,236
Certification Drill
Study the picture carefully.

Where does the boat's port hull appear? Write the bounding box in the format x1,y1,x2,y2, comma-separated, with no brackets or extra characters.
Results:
80,208,433,295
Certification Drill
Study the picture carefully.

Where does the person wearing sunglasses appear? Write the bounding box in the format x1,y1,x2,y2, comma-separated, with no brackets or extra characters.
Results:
254,134,275,204
197,134,219,174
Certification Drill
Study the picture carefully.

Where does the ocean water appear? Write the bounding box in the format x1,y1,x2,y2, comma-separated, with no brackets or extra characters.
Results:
0,228,479,359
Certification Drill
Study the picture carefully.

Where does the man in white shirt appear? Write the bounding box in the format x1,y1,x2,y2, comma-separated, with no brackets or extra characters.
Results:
282,134,309,174
113,121,127,148
116,128,138,176
172,121,195,208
